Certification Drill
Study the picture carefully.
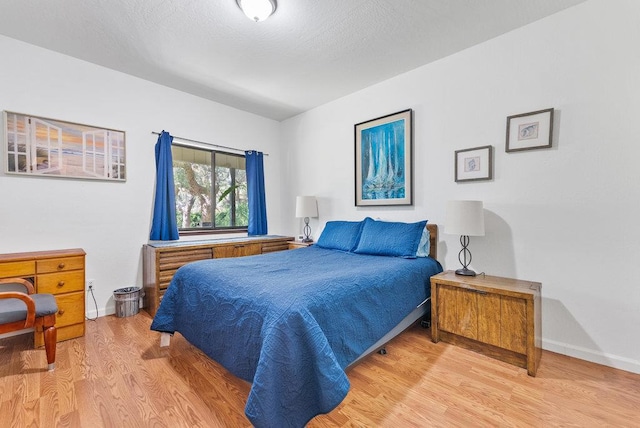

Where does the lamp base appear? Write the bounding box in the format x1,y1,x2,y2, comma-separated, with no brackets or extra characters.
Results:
302,219,312,243
455,268,477,276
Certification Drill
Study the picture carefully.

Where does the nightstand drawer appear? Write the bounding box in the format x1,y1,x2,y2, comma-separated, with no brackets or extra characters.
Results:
37,271,85,294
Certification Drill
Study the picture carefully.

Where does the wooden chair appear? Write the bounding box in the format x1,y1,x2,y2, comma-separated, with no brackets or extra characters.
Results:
0,278,58,371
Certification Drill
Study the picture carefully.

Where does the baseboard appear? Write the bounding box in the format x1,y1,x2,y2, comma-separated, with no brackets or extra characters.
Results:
86,291,143,320
543,339,640,375
0,327,34,339
87,302,140,319
85,305,115,319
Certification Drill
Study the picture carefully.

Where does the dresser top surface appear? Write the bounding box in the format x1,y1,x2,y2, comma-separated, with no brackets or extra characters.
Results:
0,248,86,262
146,235,293,248
431,270,541,295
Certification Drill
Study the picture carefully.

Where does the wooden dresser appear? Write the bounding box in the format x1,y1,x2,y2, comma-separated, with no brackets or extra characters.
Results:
287,241,314,250
430,271,541,376
143,235,294,317
0,248,86,346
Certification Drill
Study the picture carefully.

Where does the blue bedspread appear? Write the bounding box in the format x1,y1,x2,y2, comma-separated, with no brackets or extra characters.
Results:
151,246,442,427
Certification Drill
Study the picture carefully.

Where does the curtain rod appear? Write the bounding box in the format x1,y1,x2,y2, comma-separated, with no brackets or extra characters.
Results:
151,131,269,156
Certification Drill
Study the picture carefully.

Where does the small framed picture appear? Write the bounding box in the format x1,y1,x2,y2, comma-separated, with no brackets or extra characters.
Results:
455,145,493,183
506,108,554,152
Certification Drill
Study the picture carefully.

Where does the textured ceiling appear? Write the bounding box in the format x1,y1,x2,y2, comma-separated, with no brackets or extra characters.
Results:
0,0,586,121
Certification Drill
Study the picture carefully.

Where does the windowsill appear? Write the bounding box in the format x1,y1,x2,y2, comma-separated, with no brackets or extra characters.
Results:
178,228,248,237
147,234,291,248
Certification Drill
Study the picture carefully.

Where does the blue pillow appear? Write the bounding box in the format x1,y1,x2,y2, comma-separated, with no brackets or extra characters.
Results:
316,220,364,252
354,218,427,258
416,227,431,258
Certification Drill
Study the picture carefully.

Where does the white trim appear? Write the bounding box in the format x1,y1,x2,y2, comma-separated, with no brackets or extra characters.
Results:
0,327,34,340
543,339,640,375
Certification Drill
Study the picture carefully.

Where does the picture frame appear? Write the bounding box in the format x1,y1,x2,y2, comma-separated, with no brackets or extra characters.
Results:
455,145,493,182
506,108,554,152
4,111,126,181
354,109,412,206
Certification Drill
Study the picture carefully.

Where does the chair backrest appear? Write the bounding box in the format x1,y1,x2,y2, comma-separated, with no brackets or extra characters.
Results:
0,278,35,294
0,281,30,293
0,278,37,331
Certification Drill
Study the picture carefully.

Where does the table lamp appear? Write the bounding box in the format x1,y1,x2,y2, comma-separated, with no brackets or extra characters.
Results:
295,196,318,242
445,200,485,276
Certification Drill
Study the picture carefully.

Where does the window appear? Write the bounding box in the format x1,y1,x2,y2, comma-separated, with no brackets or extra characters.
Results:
172,145,248,232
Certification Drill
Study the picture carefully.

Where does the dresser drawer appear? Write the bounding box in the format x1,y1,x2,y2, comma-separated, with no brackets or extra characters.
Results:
0,260,36,278
53,291,85,328
159,248,212,267
37,256,85,274
214,243,261,258
35,319,85,347
37,270,85,294
34,292,85,347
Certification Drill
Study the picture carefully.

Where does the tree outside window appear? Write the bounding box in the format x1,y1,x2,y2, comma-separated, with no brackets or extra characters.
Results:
172,145,248,232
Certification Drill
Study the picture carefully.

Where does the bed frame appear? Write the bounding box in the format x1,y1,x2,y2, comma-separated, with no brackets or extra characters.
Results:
346,223,438,369
160,224,440,363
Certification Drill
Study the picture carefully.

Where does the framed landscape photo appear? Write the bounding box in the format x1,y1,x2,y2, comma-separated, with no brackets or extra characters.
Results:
455,145,493,182
4,111,126,181
506,108,554,153
354,109,412,206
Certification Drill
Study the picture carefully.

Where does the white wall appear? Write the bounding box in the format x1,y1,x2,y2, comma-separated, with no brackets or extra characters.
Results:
1,0,637,375
0,35,284,317
281,0,640,374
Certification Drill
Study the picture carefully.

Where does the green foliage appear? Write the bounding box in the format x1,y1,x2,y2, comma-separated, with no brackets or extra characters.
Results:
173,150,248,230
218,183,246,203
190,212,202,228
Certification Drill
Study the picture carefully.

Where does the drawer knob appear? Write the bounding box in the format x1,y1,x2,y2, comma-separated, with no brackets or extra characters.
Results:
58,309,65,316
58,263,65,269
57,281,65,287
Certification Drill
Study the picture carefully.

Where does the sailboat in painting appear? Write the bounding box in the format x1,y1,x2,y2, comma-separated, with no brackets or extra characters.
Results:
361,118,406,200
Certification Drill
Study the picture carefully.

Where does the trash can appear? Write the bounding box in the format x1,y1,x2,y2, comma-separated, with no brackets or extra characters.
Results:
114,287,142,318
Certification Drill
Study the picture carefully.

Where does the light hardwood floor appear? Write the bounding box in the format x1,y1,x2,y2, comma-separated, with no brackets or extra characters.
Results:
1,313,638,427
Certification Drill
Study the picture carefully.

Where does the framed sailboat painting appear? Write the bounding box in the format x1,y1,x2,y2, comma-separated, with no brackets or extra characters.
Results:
354,109,413,206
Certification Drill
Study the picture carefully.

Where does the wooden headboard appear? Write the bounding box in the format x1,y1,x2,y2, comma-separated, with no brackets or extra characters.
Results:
427,224,438,260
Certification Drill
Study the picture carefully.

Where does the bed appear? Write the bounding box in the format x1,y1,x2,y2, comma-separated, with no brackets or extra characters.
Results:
151,218,442,427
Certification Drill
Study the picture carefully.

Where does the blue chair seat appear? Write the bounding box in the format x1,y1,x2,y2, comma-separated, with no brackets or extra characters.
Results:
0,294,58,324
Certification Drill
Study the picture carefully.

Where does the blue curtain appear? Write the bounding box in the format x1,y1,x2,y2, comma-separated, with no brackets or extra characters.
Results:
150,131,179,240
245,150,268,235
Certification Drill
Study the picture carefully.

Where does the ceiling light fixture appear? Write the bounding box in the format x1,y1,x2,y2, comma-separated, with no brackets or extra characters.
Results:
236,0,277,22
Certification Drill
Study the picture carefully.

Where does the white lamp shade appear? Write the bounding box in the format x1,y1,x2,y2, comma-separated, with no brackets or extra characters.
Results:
295,196,318,218
445,200,485,236
236,0,276,22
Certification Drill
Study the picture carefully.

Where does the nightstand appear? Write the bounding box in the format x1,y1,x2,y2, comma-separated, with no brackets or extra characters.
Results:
287,241,313,250
430,271,542,376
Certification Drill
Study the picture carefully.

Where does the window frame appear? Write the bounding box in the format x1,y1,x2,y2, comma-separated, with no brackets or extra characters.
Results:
172,143,248,236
